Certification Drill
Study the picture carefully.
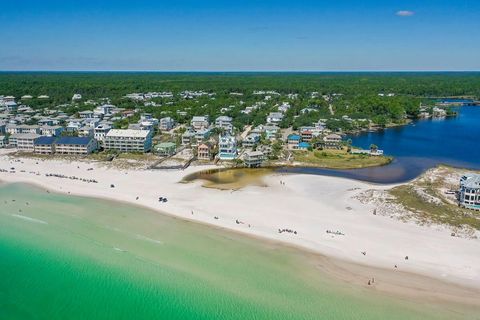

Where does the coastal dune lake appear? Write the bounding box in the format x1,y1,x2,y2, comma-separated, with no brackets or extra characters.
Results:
186,106,480,187
343,105,480,183
0,183,474,319
286,105,480,184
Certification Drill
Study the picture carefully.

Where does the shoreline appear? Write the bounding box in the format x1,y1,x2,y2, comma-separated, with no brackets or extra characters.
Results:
1,154,479,309
2,179,480,312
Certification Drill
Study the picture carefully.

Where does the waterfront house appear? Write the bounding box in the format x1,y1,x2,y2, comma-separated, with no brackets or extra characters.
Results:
244,150,265,168
191,116,210,130
55,136,97,155
298,142,311,151
257,145,272,157
159,117,175,131
264,125,280,140
432,107,447,118
181,130,196,146
194,128,211,143
459,174,480,210
154,142,177,157
104,129,153,153
215,116,233,133
287,134,301,150
317,134,343,149
34,136,56,154
242,133,261,148
299,126,323,142
218,135,237,160
197,142,214,160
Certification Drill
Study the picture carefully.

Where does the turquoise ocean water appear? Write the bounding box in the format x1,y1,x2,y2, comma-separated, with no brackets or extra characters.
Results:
0,183,476,319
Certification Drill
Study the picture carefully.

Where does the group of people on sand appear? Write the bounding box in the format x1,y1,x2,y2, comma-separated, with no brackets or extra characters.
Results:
45,173,98,184
279,180,286,186
278,228,297,235
326,230,345,236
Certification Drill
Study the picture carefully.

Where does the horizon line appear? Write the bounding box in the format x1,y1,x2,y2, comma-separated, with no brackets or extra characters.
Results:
1,70,480,73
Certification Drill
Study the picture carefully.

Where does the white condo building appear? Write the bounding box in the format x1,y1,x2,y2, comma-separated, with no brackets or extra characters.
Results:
104,129,153,153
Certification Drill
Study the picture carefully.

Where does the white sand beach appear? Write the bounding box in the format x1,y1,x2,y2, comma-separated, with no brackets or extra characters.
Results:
1,152,479,304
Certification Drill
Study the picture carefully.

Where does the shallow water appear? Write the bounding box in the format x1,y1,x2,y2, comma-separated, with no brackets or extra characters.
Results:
182,168,272,189
0,183,476,319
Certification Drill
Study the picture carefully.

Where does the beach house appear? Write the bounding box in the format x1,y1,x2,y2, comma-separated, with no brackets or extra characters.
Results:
298,142,311,151
197,142,214,160
215,116,233,133
287,134,301,150
264,125,280,140
317,134,343,149
154,142,177,157
218,135,237,160
459,174,480,210
244,150,265,168
159,117,175,131
242,133,261,148
182,130,196,146
191,116,210,130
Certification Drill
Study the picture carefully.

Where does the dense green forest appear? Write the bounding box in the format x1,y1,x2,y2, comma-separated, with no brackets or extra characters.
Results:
1,72,479,131
1,72,480,101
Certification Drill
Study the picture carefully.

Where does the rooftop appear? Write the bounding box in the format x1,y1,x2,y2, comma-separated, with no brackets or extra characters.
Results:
56,136,93,145
11,133,41,139
461,174,480,189
35,136,56,145
107,129,150,138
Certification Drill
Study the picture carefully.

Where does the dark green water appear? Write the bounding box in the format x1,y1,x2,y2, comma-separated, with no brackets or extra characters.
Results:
0,183,474,319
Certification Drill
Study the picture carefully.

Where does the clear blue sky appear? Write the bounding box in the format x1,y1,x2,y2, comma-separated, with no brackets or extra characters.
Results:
1,0,479,71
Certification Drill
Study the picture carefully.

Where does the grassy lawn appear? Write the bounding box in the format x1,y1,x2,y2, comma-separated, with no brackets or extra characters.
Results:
292,148,392,169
